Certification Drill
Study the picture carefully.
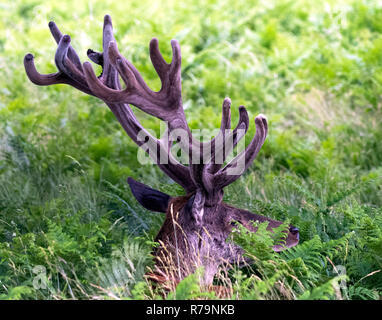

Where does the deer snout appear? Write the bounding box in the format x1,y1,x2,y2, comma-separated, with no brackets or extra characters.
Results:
272,225,300,252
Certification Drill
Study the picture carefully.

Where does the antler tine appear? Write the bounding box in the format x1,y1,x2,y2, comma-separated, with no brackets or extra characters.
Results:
108,42,138,90
48,21,83,71
207,101,250,174
23,53,93,94
87,49,103,65
218,105,250,162
100,15,121,89
48,20,63,43
102,15,115,51
55,35,86,86
203,97,232,166
213,114,268,190
220,97,232,131
169,40,182,89
24,54,63,86
149,38,170,84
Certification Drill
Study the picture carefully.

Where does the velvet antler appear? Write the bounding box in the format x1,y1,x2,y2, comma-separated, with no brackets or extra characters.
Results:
24,15,194,192
24,14,268,212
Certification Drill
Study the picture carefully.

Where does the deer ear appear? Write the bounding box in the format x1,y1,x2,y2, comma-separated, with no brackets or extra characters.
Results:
127,177,171,213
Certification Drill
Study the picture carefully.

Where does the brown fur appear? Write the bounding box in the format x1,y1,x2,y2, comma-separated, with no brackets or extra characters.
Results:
154,194,193,243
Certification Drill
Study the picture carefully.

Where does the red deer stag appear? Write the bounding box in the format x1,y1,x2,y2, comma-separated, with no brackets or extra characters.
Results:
24,15,299,285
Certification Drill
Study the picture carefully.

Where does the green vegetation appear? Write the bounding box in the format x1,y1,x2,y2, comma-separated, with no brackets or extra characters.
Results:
0,0,381,299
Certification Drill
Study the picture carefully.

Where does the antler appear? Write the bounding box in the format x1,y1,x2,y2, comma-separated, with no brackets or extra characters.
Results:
208,114,268,190
187,103,267,205
24,15,196,193
24,14,268,200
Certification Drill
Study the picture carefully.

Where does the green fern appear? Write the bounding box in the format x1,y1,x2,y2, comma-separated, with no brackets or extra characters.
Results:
347,285,379,300
0,285,34,300
166,267,216,300
92,240,152,299
298,277,342,300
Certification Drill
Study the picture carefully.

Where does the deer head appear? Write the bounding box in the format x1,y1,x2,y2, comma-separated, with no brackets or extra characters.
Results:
24,15,299,285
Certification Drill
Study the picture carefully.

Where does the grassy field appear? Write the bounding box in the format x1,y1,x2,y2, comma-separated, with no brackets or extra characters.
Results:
0,0,381,299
